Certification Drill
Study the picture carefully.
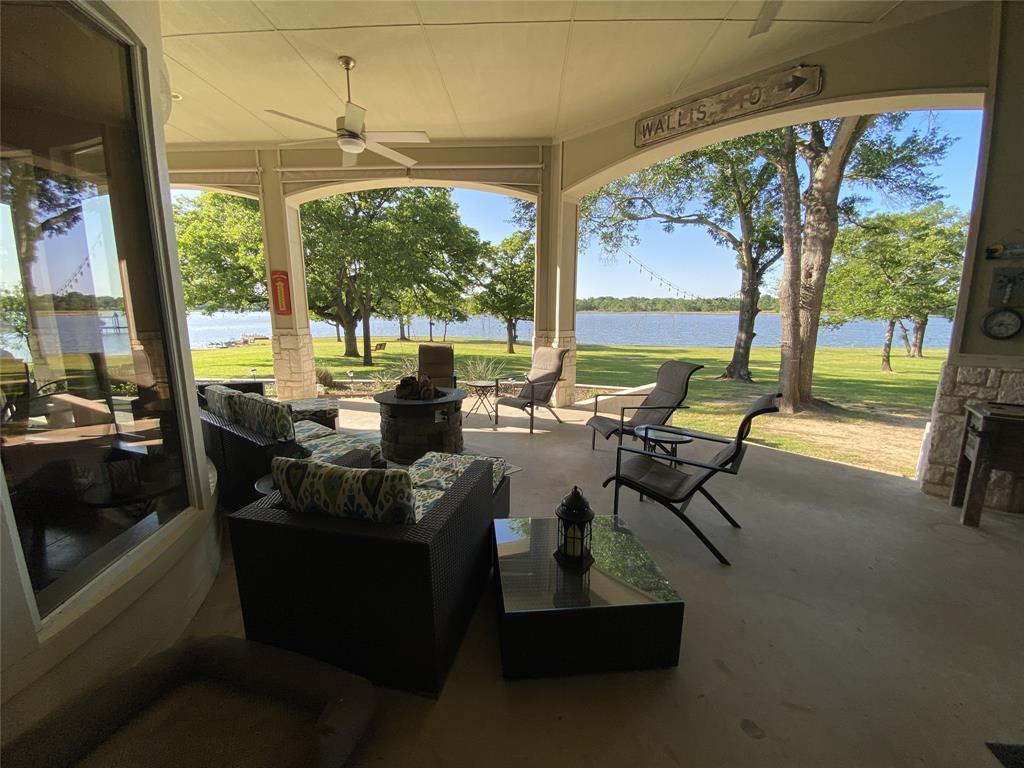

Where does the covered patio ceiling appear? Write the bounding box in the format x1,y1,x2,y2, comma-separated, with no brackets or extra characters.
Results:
159,0,968,149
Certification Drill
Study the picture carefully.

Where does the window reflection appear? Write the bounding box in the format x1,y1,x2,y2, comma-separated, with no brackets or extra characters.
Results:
1,2,188,615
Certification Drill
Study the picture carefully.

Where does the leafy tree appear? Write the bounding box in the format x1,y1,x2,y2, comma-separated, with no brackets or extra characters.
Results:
301,188,485,366
0,287,29,351
823,203,966,371
580,136,782,381
509,198,537,231
173,192,266,312
1,159,89,370
756,114,952,410
473,231,535,353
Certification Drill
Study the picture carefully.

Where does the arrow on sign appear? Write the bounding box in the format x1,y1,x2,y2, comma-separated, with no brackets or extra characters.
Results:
786,74,807,93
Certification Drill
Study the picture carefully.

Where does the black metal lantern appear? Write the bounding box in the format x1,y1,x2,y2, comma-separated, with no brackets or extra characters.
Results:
554,486,594,570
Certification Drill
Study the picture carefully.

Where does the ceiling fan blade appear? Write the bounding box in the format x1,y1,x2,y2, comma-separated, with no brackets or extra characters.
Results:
265,110,335,134
364,140,418,167
342,103,366,136
279,137,339,148
342,150,357,168
364,131,429,144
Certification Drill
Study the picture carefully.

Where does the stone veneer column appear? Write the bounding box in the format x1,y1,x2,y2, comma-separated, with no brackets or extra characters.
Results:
921,362,1024,512
535,143,579,407
257,150,316,400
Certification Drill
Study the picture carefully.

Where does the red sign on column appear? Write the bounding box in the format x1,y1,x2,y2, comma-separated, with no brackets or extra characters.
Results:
270,271,292,315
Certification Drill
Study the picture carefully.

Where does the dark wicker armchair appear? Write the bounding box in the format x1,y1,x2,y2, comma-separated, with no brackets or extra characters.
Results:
227,458,496,697
587,361,703,449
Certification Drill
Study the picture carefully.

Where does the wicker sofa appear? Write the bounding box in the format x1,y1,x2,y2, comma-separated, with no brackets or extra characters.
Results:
228,453,503,696
199,384,383,510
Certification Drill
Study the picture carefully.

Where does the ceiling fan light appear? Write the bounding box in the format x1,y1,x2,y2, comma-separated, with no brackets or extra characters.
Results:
338,135,365,153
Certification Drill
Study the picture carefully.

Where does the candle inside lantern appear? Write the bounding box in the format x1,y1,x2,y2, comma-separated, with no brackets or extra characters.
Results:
566,524,583,557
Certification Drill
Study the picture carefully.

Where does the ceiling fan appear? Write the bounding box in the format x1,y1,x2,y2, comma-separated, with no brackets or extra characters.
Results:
266,55,428,167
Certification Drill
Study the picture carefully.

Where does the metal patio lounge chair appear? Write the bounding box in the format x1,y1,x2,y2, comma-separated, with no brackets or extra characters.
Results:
494,346,569,434
418,343,456,389
587,360,703,449
603,392,780,565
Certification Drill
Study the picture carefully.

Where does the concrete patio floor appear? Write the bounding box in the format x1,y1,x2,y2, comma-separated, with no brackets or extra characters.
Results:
187,400,1024,768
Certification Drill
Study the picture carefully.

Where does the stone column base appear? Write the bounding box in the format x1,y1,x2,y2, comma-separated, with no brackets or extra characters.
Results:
920,362,1024,512
552,332,576,408
272,330,317,400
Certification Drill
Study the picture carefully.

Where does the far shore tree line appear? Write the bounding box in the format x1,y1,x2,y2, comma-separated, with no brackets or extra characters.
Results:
577,295,780,313
173,110,967,413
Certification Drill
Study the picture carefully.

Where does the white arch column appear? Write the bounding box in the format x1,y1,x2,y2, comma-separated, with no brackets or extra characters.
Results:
256,149,316,400
534,143,579,407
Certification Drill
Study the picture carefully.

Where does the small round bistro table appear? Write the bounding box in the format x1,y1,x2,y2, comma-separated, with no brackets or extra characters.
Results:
464,380,498,423
374,387,468,464
633,424,694,458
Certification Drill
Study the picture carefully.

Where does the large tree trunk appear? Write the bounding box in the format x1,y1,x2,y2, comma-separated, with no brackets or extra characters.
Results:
336,292,361,358
341,318,359,357
881,319,895,372
721,263,759,381
773,127,803,413
360,296,373,367
505,318,516,354
398,322,409,341
911,316,928,357
897,320,912,356
796,116,875,404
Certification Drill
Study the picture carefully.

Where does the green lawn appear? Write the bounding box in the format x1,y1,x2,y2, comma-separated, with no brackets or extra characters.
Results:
190,336,944,478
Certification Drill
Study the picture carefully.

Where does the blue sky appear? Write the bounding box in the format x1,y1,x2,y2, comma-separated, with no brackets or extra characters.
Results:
126,109,984,302
451,109,984,298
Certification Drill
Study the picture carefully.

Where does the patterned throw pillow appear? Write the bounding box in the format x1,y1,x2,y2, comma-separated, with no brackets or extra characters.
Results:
203,384,241,420
233,393,295,441
283,397,340,426
412,487,445,521
409,451,506,493
271,456,416,524
271,455,312,510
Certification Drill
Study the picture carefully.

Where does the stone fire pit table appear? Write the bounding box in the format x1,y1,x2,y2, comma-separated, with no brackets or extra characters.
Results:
373,387,469,465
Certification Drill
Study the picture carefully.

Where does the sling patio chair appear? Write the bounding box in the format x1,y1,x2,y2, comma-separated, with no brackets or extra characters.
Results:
602,392,780,565
587,361,703,450
418,343,456,389
494,346,569,434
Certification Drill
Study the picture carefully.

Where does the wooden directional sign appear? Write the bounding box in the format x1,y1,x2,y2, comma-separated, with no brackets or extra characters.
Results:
634,65,823,148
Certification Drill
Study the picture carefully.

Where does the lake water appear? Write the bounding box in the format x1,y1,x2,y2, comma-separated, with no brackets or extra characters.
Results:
185,311,954,350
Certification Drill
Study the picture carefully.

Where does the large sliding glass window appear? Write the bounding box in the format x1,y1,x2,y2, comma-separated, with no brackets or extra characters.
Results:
1,3,189,616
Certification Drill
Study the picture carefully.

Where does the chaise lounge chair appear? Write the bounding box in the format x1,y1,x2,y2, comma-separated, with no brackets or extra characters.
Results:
417,343,456,389
494,346,569,434
587,360,703,449
603,392,780,565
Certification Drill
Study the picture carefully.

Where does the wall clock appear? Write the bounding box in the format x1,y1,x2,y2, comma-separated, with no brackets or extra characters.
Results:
981,308,1023,339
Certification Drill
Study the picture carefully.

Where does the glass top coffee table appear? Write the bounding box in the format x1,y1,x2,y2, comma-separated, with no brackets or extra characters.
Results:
492,516,684,678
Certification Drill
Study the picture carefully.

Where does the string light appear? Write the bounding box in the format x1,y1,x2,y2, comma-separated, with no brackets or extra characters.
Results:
617,247,700,301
